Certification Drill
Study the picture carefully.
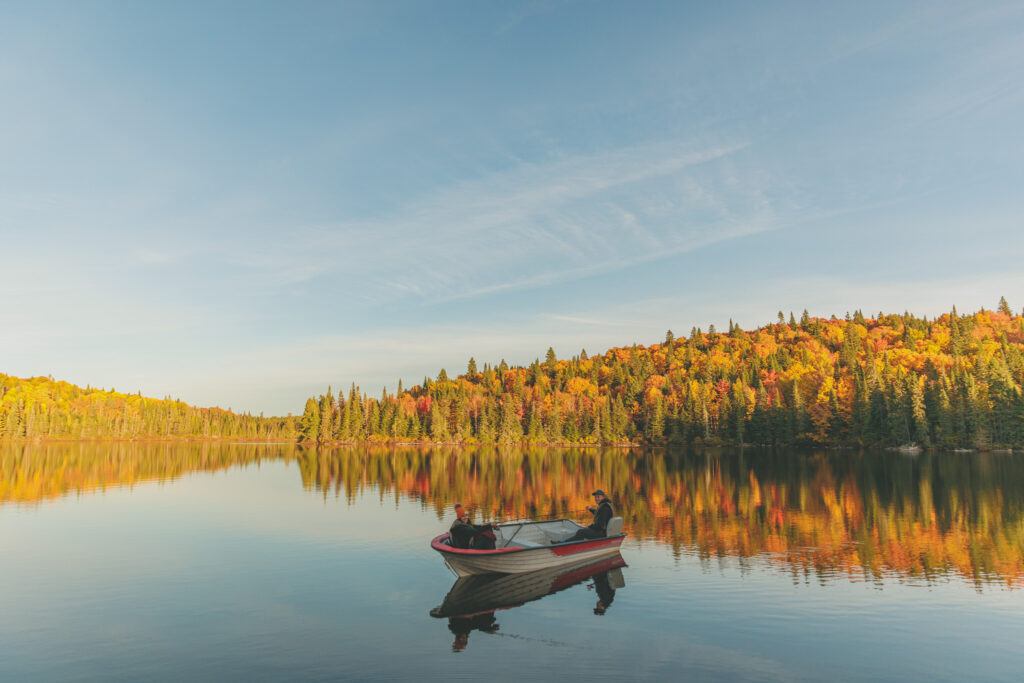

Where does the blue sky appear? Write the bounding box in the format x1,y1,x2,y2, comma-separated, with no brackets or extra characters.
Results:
2,0,1022,414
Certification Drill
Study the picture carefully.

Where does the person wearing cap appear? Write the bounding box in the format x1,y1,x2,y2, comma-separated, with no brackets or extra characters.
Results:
449,503,499,549
562,489,614,543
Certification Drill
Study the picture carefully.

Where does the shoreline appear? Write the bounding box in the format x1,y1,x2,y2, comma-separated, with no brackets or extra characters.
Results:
1,436,1014,454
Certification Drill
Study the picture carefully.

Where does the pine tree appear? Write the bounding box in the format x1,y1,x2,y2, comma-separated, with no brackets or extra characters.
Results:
529,359,543,385
299,398,320,442
790,382,805,441
478,398,496,442
751,383,770,444
563,414,580,442
527,403,542,441
645,395,666,442
544,347,557,373
544,397,563,442
840,322,860,368
590,404,602,443
454,393,471,441
497,395,522,444
599,398,613,443
731,379,747,443
317,389,335,444
429,400,449,441
950,306,965,356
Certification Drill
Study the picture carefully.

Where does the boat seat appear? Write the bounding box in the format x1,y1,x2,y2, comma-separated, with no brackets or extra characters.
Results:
606,517,623,536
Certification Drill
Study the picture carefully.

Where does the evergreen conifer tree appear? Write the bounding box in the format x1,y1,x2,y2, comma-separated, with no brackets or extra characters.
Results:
498,396,521,444
527,403,542,441
299,398,320,442
544,347,557,374
645,395,666,441
429,401,449,441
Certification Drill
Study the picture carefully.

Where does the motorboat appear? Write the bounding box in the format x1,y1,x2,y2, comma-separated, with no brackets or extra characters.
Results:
430,517,625,577
430,552,627,619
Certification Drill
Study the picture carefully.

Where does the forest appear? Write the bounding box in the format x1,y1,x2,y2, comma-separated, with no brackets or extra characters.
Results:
2,300,1023,449
0,374,294,441
297,300,1024,449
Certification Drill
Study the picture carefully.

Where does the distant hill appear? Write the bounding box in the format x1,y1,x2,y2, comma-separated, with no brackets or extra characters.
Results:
298,300,1024,449
0,374,293,440
5,300,1023,449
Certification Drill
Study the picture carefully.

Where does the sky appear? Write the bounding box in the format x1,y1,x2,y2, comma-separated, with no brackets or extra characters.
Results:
1,0,1023,415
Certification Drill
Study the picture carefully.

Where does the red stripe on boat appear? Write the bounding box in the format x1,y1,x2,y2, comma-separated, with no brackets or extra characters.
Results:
430,533,524,554
549,535,624,556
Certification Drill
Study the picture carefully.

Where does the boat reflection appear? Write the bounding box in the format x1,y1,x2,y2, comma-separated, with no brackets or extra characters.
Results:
431,554,627,651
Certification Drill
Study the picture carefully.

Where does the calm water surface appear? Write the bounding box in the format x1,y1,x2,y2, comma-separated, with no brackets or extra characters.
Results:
2,443,1023,681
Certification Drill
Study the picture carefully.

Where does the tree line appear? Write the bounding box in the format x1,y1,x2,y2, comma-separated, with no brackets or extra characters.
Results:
0,375,295,441
3,299,1022,449
298,299,1024,449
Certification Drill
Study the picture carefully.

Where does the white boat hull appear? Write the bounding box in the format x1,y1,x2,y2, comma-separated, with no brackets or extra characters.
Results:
431,518,626,577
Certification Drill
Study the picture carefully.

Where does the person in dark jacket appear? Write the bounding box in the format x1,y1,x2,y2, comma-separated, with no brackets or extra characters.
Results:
562,490,614,542
449,503,498,549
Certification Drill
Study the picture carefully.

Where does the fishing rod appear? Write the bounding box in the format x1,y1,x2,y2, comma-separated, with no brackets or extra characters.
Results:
494,509,593,548
494,509,591,525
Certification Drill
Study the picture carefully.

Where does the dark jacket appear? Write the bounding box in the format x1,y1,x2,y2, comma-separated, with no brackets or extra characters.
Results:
587,498,614,534
449,520,494,549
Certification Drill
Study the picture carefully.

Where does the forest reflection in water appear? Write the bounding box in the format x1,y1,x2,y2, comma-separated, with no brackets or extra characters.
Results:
4,441,1023,588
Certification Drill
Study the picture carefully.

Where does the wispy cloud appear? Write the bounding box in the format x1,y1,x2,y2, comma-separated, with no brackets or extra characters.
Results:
541,313,649,328
253,139,778,304
497,0,577,34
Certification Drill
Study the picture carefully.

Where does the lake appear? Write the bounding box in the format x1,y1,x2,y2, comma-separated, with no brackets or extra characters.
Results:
2,443,1022,681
